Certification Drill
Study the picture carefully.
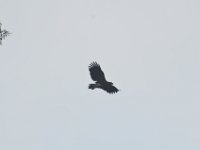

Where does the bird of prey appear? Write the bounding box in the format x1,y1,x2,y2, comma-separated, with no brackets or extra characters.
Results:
88,62,119,94
0,22,11,45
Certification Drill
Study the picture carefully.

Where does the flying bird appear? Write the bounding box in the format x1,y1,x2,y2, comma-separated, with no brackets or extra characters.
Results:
88,62,119,94
0,22,11,45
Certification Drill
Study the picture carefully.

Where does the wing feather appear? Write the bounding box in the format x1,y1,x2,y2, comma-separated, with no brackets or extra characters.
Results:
89,62,106,82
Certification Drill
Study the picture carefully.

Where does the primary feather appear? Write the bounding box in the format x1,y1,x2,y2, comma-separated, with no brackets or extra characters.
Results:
89,62,106,82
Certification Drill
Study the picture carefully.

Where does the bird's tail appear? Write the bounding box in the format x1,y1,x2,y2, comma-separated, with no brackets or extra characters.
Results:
88,84,96,90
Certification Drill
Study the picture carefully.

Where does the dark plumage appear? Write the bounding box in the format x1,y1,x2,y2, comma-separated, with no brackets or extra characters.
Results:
88,62,119,94
0,22,11,45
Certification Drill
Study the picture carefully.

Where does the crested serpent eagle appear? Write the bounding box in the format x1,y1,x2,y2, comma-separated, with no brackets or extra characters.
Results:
88,62,119,94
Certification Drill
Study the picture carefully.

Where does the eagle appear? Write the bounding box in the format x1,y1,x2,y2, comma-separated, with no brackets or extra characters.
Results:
0,22,11,45
88,62,119,94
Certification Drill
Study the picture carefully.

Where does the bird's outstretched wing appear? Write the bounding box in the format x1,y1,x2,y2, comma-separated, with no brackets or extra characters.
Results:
89,62,106,82
101,85,119,94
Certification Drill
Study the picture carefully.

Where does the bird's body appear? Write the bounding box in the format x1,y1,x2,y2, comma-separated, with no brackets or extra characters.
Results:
88,62,119,94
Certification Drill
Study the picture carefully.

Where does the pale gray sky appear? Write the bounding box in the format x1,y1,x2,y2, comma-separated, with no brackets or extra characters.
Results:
0,0,200,150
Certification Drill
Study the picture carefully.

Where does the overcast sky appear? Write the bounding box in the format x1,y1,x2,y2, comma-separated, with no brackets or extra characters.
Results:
0,0,200,150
